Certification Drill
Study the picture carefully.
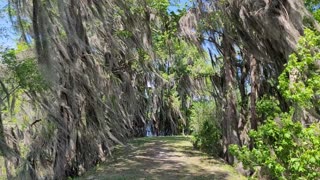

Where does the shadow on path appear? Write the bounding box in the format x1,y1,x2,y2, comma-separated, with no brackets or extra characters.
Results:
80,136,245,180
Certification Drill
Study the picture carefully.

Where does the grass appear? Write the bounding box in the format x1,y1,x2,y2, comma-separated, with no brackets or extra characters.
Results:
77,136,246,180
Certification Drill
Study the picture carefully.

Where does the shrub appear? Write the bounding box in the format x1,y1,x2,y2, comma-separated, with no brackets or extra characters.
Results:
193,120,221,155
230,111,320,179
190,101,222,155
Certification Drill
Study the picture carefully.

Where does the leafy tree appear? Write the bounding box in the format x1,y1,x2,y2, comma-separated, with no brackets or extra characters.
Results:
2,0,319,179
230,28,320,179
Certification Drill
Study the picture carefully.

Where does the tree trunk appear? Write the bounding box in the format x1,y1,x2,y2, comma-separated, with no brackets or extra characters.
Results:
0,104,13,179
249,55,258,130
249,55,258,148
53,92,71,179
222,34,240,164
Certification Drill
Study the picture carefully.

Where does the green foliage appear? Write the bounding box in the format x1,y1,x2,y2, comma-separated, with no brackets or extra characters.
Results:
230,111,320,179
304,0,320,28
147,0,170,13
1,43,47,92
232,28,320,179
256,96,282,119
313,9,320,22
278,29,320,107
146,1,213,136
0,44,48,133
115,30,133,38
190,101,221,155
305,0,320,11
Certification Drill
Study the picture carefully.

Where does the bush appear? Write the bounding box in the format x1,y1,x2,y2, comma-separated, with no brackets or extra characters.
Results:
230,111,320,179
256,95,281,120
193,120,221,156
190,101,222,155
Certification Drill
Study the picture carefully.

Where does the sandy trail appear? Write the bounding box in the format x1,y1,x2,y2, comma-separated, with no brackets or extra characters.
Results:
79,136,245,180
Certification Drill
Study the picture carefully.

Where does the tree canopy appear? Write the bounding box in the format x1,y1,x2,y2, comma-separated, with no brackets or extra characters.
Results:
0,0,319,179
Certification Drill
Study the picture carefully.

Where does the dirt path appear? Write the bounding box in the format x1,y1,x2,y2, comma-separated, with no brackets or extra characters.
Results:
79,136,245,180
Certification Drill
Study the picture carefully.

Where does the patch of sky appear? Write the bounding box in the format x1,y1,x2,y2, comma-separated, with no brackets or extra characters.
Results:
0,0,18,49
168,0,191,13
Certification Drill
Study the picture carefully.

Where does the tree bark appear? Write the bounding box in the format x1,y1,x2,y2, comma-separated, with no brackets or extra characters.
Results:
250,55,258,131
249,55,258,148
53,92,71,179
222,34,240,164
0,103,13,180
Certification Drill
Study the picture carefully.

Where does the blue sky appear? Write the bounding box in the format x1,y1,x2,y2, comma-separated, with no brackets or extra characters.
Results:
0,0,17,49
168,0,191,12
